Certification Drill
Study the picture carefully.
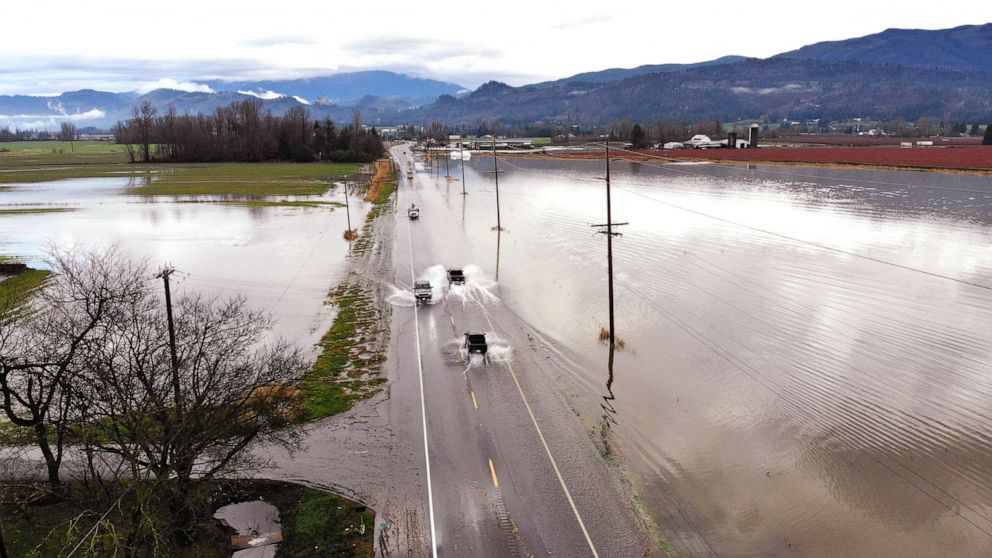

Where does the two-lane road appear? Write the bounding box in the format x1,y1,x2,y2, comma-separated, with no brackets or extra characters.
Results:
389,144,656,557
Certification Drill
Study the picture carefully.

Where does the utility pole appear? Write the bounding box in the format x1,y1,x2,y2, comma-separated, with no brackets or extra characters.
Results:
491,136,502,231
460,144,467,195
344,183,352,233
605,140,615,348
444,146,451,180
156,266,181,411
590,138,627,348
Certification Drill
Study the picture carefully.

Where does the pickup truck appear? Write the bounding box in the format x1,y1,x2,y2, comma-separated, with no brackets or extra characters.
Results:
463,332,488,356
447,269,465,285
413,280,432,304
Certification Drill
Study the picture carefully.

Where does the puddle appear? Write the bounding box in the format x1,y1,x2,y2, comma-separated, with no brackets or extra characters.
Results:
214,500,281,558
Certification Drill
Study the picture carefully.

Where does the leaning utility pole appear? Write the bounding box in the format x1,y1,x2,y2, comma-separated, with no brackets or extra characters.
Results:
156,266,181,411
344,183,353,233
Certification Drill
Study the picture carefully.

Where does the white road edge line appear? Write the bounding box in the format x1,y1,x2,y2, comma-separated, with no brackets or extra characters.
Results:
479,307,601,558
404,156,439,558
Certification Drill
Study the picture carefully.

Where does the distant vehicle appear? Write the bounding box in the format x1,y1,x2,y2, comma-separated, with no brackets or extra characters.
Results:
414,280,432,304
463,332,488,356
407,170,414,180
447,269,465,285
408,204,420,219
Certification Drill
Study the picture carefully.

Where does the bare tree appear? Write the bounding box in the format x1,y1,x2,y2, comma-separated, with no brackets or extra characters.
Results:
131,101,157,163
81,285,307,541
58,122,78,152
113,121,137,162
0,248,147,494
2,248,309,552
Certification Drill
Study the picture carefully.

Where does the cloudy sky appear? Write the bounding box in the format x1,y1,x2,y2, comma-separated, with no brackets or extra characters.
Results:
2,0,990,95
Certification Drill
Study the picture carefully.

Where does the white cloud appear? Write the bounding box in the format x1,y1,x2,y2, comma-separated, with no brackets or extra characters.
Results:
237,89,284,100
136,78,214,93
0,0,989,92
0,108,107,130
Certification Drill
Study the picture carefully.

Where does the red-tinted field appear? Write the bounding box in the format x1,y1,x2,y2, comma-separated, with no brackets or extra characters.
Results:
647,146,992,170
774,135,983,147
535,145,992,171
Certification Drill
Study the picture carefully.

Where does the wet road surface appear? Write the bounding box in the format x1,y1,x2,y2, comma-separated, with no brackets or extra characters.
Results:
388,145,656,556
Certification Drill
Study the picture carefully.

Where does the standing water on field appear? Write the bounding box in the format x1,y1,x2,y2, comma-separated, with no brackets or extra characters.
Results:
0,176,368,348
415,155,992,557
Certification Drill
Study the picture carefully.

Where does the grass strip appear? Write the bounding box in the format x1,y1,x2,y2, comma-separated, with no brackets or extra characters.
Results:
0,268,49,309
0,207,77,215
298,280,388,420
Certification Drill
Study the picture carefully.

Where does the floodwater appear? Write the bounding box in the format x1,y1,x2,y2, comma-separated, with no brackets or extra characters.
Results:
0,176,365,347
425,155,992,557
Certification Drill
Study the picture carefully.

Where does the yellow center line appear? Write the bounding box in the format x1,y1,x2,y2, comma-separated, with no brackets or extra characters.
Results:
470,390,479,410
488,458,500,488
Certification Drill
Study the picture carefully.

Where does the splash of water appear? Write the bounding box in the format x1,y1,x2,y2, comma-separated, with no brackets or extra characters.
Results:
440,333,513,371
421,264,448,303
446,263,499,308
385,285,416,307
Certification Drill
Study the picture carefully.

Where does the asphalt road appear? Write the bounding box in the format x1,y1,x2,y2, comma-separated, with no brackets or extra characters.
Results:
388,145,655,557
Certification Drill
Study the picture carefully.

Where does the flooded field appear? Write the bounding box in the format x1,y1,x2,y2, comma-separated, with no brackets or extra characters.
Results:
0,175,366,347
425,156,992,556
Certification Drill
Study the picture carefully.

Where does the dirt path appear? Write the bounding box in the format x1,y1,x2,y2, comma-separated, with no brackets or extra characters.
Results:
364,159,395,203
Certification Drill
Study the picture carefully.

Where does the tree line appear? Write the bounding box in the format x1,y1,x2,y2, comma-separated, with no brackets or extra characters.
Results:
113,99,385,164
0,248,307,555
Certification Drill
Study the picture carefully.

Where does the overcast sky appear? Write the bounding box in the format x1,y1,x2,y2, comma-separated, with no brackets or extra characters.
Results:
2,0,990,95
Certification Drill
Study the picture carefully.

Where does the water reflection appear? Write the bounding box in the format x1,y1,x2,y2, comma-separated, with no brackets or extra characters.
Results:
0,176,365,347
446,157,992,556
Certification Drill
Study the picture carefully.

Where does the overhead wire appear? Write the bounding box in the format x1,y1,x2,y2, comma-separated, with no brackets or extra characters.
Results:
496,148,992,291
473,148,992,535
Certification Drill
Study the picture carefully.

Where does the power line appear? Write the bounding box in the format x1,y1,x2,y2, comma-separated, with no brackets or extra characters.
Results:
580,142,992,197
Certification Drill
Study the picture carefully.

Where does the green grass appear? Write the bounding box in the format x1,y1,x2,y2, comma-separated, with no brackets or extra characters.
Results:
0,140,128,154
0,479,372,558
0,207,77,215
126,162,361,197
235,200,345,209
299,280,388,420
0,144,362,197
279,487,374,557
0,269,50,309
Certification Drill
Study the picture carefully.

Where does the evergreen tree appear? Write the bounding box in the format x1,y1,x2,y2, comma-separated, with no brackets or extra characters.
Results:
630,124,650,149
983,124,992,145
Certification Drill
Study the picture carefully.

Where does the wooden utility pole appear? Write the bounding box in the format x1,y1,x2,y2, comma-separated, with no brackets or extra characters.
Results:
590,139,627,348
344,183,352,232
492,136,502,231
605,141,615,347
460,144,467,195
156,267,181,411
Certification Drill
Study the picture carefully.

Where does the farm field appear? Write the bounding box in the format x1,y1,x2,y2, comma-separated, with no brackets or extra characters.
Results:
532,145,992,171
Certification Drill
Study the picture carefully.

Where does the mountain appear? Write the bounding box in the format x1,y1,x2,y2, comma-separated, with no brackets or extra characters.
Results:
5,24,992,131
406,58,992,125
539,55,751,87
775,23,992,73
0,90,131,129
202,71,466,107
